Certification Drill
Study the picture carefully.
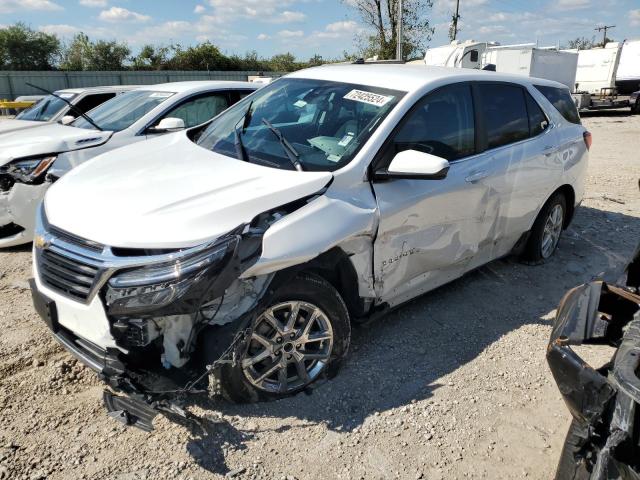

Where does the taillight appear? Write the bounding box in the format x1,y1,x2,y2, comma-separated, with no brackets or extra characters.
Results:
583,131,592,150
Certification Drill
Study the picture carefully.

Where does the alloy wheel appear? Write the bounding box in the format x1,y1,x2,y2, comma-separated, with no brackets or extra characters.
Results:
242,301,334,393
541,204,564,259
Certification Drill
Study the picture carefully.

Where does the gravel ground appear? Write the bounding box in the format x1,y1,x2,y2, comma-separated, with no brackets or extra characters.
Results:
0,112,639,480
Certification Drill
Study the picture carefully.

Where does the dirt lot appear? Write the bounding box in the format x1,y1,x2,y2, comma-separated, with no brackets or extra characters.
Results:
1,112,639,480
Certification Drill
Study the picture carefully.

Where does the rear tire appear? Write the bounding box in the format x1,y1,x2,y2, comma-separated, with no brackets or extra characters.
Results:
521,192,567,264
218,272,351,403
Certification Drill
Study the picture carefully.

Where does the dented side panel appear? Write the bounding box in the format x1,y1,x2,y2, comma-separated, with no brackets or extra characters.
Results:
372,155,499,306
241,183,378,300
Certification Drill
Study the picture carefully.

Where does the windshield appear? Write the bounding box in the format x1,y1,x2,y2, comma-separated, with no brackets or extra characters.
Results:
196,78,405,172
72,90,175,132
16,93,75,121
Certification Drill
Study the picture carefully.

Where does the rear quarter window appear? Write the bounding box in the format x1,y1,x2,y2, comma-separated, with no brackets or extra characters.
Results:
534,85,581,125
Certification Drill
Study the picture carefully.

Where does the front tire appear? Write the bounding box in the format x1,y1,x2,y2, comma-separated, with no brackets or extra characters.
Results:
521,192,567,264
219,272,351,403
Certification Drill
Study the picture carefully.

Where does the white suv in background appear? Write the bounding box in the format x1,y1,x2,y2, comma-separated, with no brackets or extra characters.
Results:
0,81,258,247
30,65,589,429
4,85,138,133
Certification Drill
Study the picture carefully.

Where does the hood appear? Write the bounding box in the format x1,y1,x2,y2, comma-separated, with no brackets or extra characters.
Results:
0,123,113,167
0,119,48,135
45,132,333,248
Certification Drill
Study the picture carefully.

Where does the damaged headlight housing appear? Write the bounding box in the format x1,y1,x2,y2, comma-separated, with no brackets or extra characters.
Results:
105,237,237,315
5,155,58,183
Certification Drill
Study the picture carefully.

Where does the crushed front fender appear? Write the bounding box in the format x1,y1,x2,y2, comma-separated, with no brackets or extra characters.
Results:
547,273,640,479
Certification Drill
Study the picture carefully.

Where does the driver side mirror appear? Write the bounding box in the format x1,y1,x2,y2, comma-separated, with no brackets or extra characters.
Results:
60,115,75,125
147,117,185,133
375,149,450,180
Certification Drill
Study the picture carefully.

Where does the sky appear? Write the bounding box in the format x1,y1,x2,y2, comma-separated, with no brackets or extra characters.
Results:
0,0,638,59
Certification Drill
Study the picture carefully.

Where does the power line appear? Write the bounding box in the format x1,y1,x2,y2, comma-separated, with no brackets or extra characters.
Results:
595,25,615,46
396,0,404,60
452,0,460,41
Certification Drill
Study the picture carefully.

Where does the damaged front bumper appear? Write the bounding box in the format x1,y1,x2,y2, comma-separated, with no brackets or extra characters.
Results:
29,278,194,431
547,274,640,479
0,182,49,247
29,205,277,430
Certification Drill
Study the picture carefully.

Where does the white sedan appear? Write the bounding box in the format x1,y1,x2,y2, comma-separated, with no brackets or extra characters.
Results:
0,81,258,247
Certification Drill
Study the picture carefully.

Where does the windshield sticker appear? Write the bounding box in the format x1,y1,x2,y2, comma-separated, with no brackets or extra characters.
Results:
327,154,342,162
344,89,393,107
149,92,174,98
293,99,307,108
338,133,354,147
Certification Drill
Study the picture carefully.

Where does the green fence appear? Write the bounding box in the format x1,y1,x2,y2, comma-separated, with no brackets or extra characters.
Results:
0,70,286,99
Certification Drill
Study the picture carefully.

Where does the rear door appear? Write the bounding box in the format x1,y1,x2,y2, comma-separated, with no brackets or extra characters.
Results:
465,82,557,269
371,82,500,306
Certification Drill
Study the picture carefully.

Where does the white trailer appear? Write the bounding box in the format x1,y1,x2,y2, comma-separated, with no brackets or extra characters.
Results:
566,43,632,112
481,46,578,89
570,42,622,94
424,40,496,69
616,40,640,94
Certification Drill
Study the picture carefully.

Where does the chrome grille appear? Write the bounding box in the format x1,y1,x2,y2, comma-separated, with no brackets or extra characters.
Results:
48,226,104,253
38,248,101,301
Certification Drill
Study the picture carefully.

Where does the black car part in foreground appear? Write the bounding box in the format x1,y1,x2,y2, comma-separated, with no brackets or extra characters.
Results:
547,246,640,480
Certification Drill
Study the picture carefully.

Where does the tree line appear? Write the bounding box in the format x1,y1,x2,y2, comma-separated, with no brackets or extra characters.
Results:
0,23,327,72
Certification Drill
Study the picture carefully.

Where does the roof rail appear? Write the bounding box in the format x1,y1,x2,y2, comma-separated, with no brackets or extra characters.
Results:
352,58,406,65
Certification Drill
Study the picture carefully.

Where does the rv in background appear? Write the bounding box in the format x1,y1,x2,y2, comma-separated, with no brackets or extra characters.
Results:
481,45,578,89
616,39,640,94
423,40,497,69
566,42,622,94
565,42,634,113
424,41,577,89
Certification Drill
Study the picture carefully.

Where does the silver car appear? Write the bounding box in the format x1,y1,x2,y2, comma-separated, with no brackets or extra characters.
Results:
30,65,589,427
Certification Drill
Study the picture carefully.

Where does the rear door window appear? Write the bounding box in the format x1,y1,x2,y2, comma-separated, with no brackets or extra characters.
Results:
534,85,581,124
525,93,549,137
477,84,529,149
393,83,475,161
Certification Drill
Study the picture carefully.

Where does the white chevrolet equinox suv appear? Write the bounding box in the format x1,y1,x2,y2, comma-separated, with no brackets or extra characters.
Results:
30,64,589,428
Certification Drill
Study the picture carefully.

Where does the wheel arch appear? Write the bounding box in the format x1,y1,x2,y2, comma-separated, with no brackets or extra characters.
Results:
554,184,576,229
269,247,369,320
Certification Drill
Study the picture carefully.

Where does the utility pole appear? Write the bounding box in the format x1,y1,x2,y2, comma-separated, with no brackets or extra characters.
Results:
595,25,615,47
452,0,460,41
396,0,404,60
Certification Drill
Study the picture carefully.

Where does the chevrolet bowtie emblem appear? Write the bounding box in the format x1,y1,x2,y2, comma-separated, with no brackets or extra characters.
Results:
34,235,49,249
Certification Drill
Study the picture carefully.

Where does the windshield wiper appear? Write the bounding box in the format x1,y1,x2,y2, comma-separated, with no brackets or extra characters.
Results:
26,82,103,131
261,118,304,172
234,101,253,163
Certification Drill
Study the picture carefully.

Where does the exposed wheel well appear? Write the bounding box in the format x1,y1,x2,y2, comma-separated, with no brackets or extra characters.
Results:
554,184,576,228
270,247,368,320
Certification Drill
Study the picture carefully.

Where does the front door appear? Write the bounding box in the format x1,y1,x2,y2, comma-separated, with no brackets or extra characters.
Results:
371,83,500,307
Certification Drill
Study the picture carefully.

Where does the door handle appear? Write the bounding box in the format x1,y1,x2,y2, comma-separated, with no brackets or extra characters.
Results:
543,145,556,156
465,170,488,183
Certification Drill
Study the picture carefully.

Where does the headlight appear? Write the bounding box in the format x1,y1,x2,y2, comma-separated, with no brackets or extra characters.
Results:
6,155,57,182
105,237,237,315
